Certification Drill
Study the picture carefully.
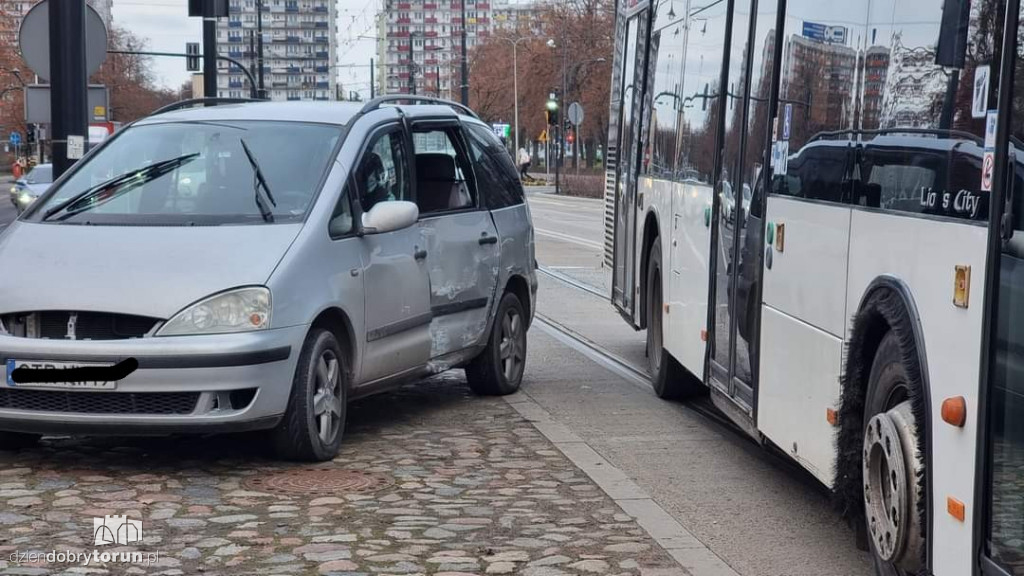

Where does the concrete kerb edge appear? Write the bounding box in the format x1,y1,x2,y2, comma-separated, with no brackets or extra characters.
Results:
503,391,741,576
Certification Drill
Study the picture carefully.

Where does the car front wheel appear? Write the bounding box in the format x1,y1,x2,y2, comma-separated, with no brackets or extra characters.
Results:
272,329,348,462
466,291,527,396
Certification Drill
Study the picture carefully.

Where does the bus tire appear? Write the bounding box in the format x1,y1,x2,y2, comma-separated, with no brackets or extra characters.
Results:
646,240,703,399
862,331,925,575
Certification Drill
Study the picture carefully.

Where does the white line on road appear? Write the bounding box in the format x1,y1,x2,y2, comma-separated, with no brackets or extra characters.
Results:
535,227,604,250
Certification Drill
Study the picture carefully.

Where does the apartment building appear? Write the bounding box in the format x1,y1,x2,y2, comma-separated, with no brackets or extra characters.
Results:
377,0,538,97
217,0,337,101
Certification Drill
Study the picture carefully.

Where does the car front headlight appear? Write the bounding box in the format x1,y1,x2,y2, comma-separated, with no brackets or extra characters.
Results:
157,287,271,336
17,193,33,204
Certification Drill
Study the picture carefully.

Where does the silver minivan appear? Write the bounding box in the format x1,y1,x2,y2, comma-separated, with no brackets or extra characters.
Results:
0,98,536,461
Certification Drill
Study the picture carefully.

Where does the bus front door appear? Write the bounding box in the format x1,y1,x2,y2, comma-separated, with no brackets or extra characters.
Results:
611,10,650,325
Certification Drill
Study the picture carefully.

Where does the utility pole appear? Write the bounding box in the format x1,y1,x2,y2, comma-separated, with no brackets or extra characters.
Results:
460,0,468,104
557,36,566,195
48,0,87,178
256,0,265,97
203,11,217,98
370,57,375,99
248,30,256,95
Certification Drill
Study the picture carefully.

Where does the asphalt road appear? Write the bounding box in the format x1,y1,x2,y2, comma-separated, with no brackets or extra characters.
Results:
525,190,872,576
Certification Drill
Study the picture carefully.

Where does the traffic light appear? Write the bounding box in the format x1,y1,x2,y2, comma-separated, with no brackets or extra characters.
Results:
546,97,559,126
25,125,35,145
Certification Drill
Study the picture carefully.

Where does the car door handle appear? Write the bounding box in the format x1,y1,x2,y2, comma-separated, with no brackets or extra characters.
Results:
478,234,498,245
414,247,428,260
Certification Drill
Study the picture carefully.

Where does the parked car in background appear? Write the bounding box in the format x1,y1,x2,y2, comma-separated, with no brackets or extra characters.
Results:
9,163,52,214
0,98,537,461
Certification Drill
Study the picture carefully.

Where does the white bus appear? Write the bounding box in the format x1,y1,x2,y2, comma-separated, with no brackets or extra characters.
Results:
604,0,1024,574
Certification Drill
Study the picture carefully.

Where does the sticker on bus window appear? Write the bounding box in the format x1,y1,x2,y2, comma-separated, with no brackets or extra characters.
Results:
985,111,998,150
982,151,995,192
973,65,990,119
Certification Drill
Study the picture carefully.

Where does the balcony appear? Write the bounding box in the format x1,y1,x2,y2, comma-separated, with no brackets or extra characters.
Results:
315,65,329,73
313,4,328,12
228,80,244,88
286,36,301,43
228,49,243,57
313,36,329,43
315,50,329,58
285,3,299,12
287,95,302,101
228,20,242,27
425,17,437,23
425,30,437,37
315,21,328,28
397,2,411,8
228,36,243,43
316,81,329,88
229,4,241,12
287,65,301,73
397,17,410,23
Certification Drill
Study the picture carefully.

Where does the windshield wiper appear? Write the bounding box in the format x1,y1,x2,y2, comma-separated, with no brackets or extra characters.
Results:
43,153,201,221
239,139,277,223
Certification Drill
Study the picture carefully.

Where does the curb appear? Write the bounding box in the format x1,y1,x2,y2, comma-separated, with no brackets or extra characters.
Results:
504,392,741,576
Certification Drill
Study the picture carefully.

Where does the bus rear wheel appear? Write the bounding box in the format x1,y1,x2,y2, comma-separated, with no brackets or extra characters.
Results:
646,240,702,400
862,331,925,575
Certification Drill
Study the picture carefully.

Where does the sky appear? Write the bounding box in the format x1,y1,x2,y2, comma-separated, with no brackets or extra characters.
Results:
112,0,382,98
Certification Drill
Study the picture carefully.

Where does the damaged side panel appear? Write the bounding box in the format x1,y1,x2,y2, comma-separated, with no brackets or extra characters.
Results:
418,210,500,360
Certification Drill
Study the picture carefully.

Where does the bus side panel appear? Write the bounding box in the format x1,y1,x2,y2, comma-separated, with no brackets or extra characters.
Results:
758,305,841,484
664,178,712,379
845,210,986,576
757,197,851,482
760,197,852,338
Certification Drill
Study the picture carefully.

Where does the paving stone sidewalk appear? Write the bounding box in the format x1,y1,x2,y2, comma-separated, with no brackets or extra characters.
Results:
0,373,684,576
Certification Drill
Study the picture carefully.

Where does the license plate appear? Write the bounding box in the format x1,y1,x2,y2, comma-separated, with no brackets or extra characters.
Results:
5,359,117,390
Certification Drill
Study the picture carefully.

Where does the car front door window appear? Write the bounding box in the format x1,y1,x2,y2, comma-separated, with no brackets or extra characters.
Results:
357,130,410,213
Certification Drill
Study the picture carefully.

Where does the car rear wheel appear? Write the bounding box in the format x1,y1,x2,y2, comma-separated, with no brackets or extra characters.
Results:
466,291,527,396
0,432,41,451
272,329,348,462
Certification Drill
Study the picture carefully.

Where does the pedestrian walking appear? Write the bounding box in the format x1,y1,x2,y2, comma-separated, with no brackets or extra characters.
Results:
518,147,531,180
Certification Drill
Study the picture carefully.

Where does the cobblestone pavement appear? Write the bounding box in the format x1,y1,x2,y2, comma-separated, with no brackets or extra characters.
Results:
0,373,683,576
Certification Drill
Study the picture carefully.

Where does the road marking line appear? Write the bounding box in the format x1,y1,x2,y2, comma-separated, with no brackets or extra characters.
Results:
504,389,741,576
535,227,604,250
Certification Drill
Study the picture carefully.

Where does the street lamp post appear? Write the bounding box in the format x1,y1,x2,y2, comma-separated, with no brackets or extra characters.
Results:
500,36,530,157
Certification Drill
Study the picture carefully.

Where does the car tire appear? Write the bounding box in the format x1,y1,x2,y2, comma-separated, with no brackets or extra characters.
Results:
863,331,925,576
466,291,527,396
647,240,704,400
272,329,348,462
0,432,41,450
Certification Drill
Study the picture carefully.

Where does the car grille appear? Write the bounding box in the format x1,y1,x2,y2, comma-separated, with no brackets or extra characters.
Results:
1,311,161,340
0,389,198,415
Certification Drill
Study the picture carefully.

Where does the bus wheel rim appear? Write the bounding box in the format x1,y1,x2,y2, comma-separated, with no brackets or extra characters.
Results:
863,400,923,571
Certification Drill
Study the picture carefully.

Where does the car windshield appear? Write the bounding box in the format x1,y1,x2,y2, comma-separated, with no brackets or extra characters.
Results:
29,120,341,225
25,165,52,184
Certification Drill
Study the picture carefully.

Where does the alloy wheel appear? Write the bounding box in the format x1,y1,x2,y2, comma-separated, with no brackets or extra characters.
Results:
312,350,343,446
499,308,525,383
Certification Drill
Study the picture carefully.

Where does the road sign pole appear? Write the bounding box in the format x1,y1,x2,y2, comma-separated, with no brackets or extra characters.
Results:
48,0,88,178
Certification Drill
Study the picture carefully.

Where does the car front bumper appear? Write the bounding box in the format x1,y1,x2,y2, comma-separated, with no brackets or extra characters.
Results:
0,325,307,435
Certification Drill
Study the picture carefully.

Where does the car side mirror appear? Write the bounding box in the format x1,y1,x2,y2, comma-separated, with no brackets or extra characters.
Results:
361,200,419,234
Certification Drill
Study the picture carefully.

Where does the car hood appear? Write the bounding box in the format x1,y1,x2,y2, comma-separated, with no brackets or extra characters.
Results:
0,222,303,318
22,183,50,196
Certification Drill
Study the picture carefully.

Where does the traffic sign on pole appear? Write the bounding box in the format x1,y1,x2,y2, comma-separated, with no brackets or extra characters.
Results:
568,101,584,126
8,132,21,147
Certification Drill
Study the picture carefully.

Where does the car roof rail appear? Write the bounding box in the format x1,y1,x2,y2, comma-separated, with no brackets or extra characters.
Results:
359,95,480,120
150,97,265,116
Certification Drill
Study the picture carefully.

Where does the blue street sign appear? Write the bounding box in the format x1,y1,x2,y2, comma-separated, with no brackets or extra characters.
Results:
8,132,21,146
